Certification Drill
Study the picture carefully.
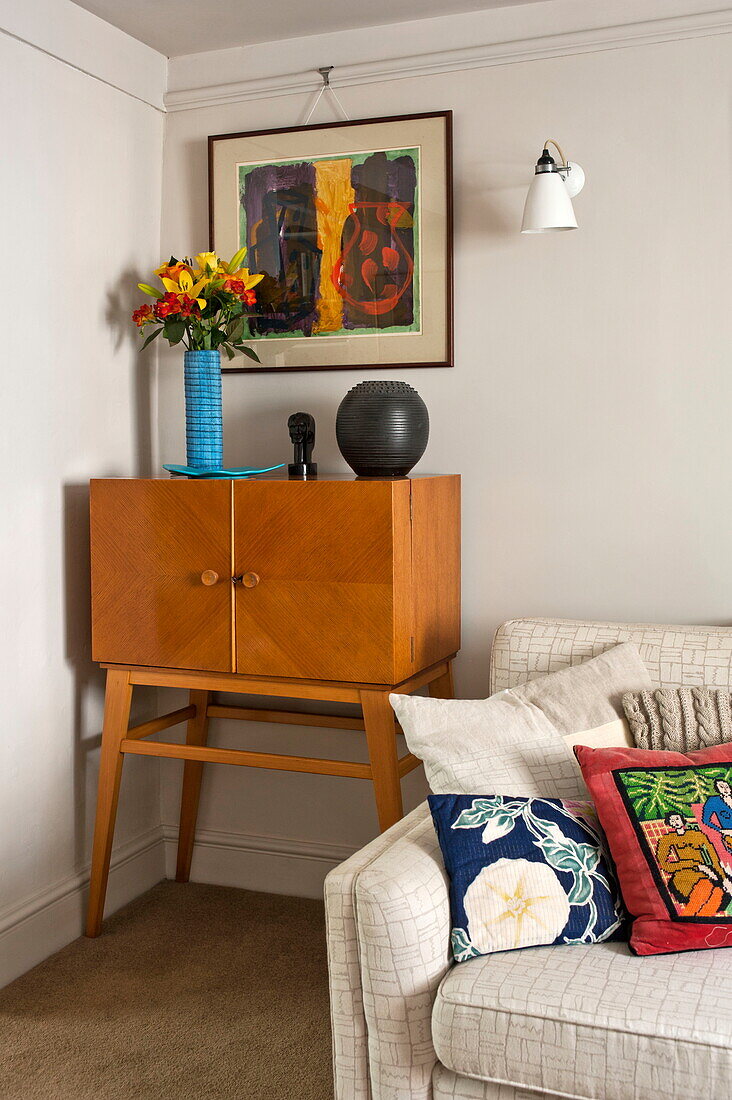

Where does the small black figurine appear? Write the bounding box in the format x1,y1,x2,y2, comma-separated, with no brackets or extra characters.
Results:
288,412,317,478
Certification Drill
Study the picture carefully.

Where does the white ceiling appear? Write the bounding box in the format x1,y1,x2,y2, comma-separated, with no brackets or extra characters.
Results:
72,0,541,59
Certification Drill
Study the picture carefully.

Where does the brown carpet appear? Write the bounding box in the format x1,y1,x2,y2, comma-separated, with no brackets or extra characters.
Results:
0,883,333,1099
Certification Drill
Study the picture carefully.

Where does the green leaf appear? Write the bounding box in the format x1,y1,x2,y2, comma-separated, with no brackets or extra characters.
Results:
452,798,505,830
450,928,480,963
202,296,224,318
567,875,594,906
222,343,235,360
233,344,260,363
532,823,600,884
228,317,245,343
164,320,185,345
138,282,163,299
140,327,161,350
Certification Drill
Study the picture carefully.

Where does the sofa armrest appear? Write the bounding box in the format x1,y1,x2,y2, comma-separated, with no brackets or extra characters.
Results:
325,801,451,1100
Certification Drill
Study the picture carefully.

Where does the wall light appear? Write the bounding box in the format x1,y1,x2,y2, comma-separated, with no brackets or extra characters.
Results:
521,139,585,233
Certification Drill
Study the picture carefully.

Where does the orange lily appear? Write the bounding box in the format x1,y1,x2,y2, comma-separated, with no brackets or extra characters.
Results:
155,260,193,282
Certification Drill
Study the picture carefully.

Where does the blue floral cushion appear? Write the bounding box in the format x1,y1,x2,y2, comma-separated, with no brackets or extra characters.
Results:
429,795,626,962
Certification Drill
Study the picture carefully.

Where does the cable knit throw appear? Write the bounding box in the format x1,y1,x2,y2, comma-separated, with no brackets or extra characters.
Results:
622,687,732,751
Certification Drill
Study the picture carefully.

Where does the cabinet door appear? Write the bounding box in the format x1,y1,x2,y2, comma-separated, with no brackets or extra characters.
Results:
233,481,398,682
91,480,232,672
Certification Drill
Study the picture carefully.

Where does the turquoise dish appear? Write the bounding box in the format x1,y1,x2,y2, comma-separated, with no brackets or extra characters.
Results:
163,463,285,479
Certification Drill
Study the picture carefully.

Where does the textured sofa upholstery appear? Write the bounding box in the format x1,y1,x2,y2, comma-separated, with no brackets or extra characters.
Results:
325,618,732,1099
432,940,732,1098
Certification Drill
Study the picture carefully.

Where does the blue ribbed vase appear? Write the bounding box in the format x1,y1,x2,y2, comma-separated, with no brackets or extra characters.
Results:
184,349,223,469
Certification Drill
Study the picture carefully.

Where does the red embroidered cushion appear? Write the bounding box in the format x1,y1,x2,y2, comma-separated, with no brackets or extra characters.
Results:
575,742,732,955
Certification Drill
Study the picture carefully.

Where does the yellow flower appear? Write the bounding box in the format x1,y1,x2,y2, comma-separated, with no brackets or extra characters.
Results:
194,251,220,276
227,267,264,291
160,268,208,310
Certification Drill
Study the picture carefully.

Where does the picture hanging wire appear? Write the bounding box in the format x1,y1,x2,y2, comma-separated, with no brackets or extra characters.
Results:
304,67,351,124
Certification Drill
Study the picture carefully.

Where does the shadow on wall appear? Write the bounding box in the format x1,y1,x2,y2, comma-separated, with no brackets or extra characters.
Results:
458,166,522,239
63,319,157,875
133,356,155,479
107,267,155,478
63,483,104,872
223,388,342,472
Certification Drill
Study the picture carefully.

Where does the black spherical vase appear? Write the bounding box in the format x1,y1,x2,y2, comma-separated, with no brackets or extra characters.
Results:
336,381,429,477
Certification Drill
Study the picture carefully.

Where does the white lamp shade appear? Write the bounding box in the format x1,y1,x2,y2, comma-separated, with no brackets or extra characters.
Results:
521,170,577,233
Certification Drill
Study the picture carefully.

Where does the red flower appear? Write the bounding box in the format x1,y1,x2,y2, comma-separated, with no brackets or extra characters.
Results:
223,278,256,307
178,295,200,318
224,278,246,296
132,304,153,327
153,292,181,319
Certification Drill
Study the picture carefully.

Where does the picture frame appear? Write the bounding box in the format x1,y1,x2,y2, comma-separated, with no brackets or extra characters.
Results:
208,111,453,373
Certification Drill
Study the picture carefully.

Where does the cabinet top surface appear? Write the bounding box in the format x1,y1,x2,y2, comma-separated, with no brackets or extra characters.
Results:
91,473,459,484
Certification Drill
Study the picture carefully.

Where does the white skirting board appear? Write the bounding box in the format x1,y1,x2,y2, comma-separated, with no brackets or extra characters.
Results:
163,825,357,900
0,828,165,990
0,827,355,989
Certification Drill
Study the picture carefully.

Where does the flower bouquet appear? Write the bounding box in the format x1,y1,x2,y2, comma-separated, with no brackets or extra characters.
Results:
132,250,264,470
133,248,263,358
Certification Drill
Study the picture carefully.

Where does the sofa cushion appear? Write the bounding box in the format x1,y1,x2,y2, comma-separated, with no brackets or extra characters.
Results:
623,686,732,750
576,742,732,956
432,1063,537,1098
432,940,732,1099
429,795,625,961
390,643,650,797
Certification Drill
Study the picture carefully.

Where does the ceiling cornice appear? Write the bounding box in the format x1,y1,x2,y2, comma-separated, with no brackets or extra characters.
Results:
164,7,732,113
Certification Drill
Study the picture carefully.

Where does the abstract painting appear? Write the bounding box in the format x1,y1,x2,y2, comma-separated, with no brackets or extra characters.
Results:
240,149,419,339
209,113,452,372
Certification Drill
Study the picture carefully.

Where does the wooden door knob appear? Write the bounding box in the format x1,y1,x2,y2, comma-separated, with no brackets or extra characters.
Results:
200,570,219,586
241,572,260,588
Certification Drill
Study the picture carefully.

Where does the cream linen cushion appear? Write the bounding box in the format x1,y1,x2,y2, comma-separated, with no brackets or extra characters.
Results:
390,643,651,796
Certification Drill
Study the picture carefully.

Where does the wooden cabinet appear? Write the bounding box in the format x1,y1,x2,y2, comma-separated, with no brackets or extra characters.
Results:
86,474,460,936
91,475,460,684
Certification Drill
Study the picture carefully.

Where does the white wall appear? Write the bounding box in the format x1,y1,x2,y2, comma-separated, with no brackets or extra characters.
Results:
0,2,166,984
158,2,732,894
4,1,730,972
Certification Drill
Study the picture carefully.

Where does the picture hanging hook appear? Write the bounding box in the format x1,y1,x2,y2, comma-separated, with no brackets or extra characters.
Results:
304,66,351,125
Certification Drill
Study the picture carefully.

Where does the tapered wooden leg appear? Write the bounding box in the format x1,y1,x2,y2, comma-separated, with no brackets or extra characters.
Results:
361,690,403,832
428,660,454,700
86,670,133,937
175,690,211,882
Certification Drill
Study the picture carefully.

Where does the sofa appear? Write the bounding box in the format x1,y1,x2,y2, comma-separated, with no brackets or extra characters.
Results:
325,617,732,1100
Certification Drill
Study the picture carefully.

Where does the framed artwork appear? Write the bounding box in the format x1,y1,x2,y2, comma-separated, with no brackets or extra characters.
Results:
208,111,452,373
